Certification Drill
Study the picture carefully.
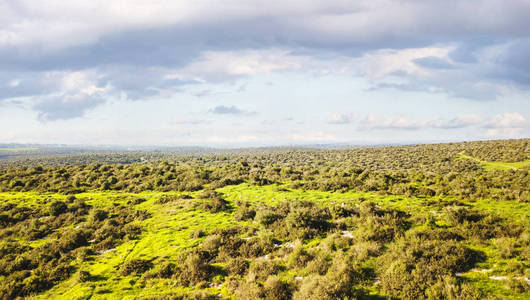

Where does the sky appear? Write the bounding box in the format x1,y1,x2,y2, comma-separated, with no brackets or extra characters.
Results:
1,0,529,147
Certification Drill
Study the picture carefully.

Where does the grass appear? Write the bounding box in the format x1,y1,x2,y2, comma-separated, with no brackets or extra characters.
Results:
0,147,38,152
1,183,528,299
35,191,237,299
459,153,530,171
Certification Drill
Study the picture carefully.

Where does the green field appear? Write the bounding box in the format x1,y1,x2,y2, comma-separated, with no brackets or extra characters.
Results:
0,147,38,152
459,153,530,171
1,139,528,299
1,183,528,299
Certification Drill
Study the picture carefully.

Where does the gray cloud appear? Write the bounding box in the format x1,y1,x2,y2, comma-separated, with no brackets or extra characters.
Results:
34,93,106,121
209,105,257,116
426,115,483,129
413,56,456,69
2,1,530,120
488,38,530,86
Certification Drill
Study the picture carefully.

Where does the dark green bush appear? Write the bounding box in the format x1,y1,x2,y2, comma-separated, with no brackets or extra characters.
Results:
175,251,212,286
248,260,282,282
226,257,250,276
120,259,153,276
49,200,67,216
377,236,481,299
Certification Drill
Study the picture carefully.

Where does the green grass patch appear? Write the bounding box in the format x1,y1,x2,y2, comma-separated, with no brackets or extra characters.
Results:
0,147,38,152
1,183,528,299
459,153,530,171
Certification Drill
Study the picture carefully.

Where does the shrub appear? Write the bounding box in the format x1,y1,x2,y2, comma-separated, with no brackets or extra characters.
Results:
255,208,281,226
89,209,108,223
234,206,256,221
304,252,330,276
377,236,481,299
235,281,262,300
175,251,212,286
200,197,229,213
238,235,276,258
49,200,67,216
152,262,177,279
294,255,365,300
349,241,383,261
77,270,92,282
74,247,95,261
127,197,146,205
504,277,530,293
190,228,206,239
248,260,282,282
59,229,89,252
287,241,312,269
120,259,153,276
65,195,77,203
263,276,292,300
425,276,482,300
226,257,250,276
123,223,142,239
444,206,482,226
494,237,518,259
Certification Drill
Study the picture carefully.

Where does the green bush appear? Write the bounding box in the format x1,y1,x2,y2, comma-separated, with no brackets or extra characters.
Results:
175,251,212,286
377,236,481,299
49,200,67,216
248,260,282,282
120,259,153,276
76,270,92,283
89,209,108,223
226,257,250,276
263,276,292,300
425,276,482,300
294,255,365,300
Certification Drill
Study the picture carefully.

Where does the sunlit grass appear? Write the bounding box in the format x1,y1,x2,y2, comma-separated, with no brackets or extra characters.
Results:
459,153,530,171
1,183,528,299
0,147,38,152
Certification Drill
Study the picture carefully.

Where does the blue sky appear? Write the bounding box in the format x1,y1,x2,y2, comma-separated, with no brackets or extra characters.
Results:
1,0,529,146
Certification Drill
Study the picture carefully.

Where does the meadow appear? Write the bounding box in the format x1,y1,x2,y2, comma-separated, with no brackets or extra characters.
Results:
0,139,528,299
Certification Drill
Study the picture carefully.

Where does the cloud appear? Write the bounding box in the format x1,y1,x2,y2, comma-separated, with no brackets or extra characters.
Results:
413,56,456,69
20,70,112,121
427,114,484,129
484,112,527,128
209,105,257,116
34,93,106,121
328,113,355,124
168,49,306,83
358,47,453,79
350,112,528,132
171,118,211,125
2,0,530,121
358,114,421,130
488,38,530,86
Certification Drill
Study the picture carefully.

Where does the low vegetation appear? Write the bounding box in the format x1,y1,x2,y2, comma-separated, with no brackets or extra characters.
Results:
0,139,528,299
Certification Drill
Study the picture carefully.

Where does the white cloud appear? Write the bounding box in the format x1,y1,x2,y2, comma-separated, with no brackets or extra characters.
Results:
357,114,420,130
338,112,528,134
358,46,453,79
486,112,527,128
328,113,355,124
427,114,484,129
171,118,210,125
32,70,113,121
166,49,307,83
8,79,20,87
